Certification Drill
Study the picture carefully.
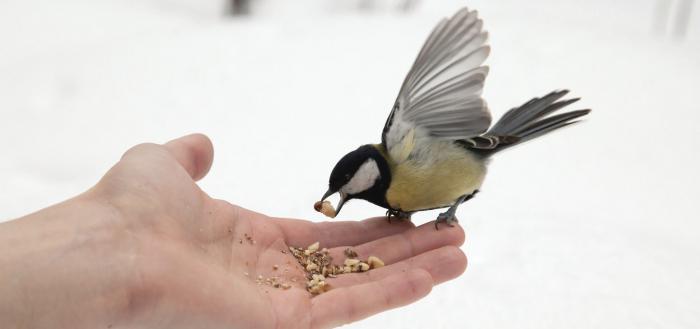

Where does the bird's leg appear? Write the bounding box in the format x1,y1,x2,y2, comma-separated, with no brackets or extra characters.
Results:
435,190,479,229
386,209,413,222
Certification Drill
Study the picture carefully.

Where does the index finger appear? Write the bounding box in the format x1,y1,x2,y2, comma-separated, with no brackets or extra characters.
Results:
272,217,415,249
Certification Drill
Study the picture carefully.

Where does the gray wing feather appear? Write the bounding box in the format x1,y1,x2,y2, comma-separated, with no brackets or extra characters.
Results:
383,7,492,153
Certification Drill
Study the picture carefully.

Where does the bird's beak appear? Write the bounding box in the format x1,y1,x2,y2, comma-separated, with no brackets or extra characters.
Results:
321,188,348,217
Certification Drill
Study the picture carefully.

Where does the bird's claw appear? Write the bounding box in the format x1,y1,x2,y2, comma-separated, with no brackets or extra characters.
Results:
386,209,412,222
435,211,458,230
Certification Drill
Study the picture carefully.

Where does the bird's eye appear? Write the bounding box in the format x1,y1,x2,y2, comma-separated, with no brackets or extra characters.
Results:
344,174,351,180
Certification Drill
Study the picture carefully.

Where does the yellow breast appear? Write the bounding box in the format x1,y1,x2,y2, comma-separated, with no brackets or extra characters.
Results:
384,143,486,212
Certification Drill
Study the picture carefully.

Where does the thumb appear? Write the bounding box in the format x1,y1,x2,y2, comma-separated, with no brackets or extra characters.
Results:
163,133,214,181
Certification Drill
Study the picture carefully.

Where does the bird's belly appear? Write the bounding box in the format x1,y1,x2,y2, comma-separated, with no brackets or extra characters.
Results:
385,152,486,212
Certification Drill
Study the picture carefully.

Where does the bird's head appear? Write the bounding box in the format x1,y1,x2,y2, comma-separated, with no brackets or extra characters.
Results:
320,145,390,216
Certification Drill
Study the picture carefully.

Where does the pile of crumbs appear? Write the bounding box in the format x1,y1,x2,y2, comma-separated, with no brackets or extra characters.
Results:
288,242,385,295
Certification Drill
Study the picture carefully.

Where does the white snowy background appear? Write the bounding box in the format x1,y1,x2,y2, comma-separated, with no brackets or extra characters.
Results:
1,0,699,328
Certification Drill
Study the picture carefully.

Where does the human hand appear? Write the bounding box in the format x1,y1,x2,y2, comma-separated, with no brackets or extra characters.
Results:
0,134,467,329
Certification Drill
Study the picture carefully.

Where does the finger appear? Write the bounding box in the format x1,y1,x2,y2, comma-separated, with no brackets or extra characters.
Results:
311,269,433,329
326,220,465,265
163,133,214,181
273,217,415,249
328,246,467,288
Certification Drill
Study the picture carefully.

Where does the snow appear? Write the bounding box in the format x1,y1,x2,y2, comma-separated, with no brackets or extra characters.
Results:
1,0,699,328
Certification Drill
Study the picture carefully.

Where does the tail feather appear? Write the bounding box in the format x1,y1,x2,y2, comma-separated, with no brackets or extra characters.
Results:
472,89,590,155
515,108,591,141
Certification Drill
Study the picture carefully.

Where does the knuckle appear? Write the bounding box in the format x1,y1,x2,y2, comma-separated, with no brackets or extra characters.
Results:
122,142,161,158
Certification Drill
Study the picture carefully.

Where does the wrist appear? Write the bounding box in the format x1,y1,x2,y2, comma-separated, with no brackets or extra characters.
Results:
0,195,133,328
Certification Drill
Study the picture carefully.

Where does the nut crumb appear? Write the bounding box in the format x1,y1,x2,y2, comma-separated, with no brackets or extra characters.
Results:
367,256,385,269
358,262,370,272
307,242,320,252
344,258,360,267
288,241,384,294
313,201,337,218
344,248,358,258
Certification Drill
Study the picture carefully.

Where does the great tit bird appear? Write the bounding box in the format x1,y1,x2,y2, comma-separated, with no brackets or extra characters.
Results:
318,7,590,228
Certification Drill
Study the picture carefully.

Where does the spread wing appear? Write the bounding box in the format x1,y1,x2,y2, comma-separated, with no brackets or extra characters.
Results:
381,8,491,163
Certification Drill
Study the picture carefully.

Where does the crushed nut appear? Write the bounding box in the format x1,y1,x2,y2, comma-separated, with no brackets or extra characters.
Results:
344,248,358,258
344,258,360,266
307,242,320,252
358,262,370,272
244,233,255,245
313,200,337,218
288,241,383,294
367,256,385,269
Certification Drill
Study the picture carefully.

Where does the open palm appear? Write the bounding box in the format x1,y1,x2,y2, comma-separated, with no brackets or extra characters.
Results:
91,134,467,329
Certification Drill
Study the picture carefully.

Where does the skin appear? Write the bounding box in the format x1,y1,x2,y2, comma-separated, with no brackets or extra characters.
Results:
0,133,468,329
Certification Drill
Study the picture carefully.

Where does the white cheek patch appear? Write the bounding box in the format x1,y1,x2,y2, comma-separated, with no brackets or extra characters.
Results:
341,159,381,195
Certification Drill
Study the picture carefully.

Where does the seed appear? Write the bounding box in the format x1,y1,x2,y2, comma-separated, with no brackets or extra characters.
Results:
313,201,337,218
367,256,385,269
344,258,360,266
273,265,279,271
358,262,370,272
307,242,320,252
344,248,358,258
306,263,319,271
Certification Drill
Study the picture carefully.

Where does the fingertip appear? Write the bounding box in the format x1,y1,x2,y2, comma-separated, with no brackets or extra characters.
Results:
450,246,468,277
432,246,468,283
453,223,466,247
404,268,434,298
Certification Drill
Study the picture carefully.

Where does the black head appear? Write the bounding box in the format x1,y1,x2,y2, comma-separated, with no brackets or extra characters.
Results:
320,144,391,216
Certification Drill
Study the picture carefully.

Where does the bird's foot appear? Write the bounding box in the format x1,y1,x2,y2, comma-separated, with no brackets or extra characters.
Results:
435,211,458,230
386,209,412,222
